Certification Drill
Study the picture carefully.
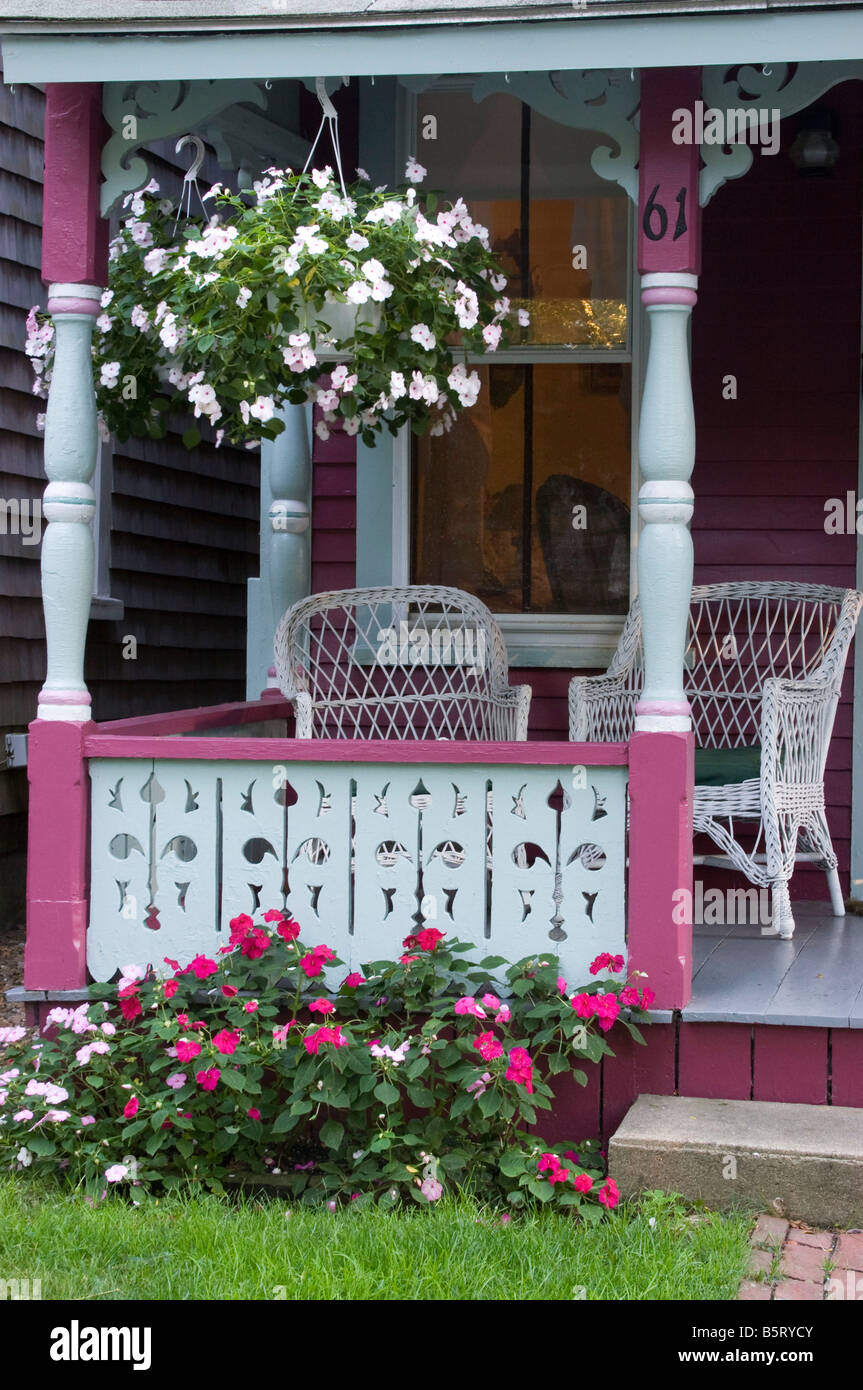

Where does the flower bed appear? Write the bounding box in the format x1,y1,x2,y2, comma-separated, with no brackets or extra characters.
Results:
0,912,653,1217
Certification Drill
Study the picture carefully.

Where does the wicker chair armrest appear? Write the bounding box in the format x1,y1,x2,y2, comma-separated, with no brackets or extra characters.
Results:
492,683,532,741
760,675,840,790
569,672,637,742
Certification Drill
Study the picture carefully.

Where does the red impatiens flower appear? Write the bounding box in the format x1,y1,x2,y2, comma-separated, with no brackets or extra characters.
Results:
571,993,596,1020
163,978,179,1000
123,1096,139,1119
589,952,625,976
300,952,324,978
472,1031,503,1062
118,986,142,1022
416,927,445,952
505,1046,534,1094
221,985,238,998
240,928,271,960
400,954,419,965
536,1153,569,1184
592,993,620,1033
313,944,336,963
640,987,655,1010
195,1068,221,1091
342,972,365,989
228,913,254,946
309,998,335,1015
212,1028,242,1056
187,954,218,980
163,957,181,973
175,1038,202,1063
573,1173,594,1193
619,986,640,1008
598,1177,620,1209
263,908,285,923
247,1107,261,1120
303,1024,348,1055
276,918,300,943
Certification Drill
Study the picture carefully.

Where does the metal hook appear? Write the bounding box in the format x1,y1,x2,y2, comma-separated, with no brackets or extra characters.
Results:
762,65,773,77
315,75,337,118
505,73,511,83
175,133,205,183
265,79,273,91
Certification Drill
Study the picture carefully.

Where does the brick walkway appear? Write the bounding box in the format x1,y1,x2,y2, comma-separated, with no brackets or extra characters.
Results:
739,1216,863,1301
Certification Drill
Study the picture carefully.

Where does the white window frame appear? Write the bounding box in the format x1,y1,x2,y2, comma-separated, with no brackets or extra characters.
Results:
390,83,642,669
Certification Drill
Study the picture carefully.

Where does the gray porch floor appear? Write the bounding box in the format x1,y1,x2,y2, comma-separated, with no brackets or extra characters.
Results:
649,904,863,1028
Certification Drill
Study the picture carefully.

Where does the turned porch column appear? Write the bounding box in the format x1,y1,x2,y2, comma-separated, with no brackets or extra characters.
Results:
626,69,700,1010
25,84,108,1019
246,404,312,699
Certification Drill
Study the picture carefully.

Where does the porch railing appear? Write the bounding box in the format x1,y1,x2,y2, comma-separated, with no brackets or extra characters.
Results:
84,708,628,987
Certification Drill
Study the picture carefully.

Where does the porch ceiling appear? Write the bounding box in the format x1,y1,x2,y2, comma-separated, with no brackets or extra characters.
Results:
5,3,863,81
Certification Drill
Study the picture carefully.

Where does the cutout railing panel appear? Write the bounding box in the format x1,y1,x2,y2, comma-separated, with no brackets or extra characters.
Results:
88,757,627,985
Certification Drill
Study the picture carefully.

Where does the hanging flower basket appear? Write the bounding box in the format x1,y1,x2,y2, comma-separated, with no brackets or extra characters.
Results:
26,160,530,451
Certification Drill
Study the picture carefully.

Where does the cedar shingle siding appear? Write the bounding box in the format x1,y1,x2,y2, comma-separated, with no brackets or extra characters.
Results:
0,67,261,926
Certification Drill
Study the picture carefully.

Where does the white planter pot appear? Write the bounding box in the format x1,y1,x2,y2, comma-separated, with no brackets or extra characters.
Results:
294,292,382,357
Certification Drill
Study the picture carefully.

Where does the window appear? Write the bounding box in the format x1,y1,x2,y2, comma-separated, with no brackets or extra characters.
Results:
398,80,637,666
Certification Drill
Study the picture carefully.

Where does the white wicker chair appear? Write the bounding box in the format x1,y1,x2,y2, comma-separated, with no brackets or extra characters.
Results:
569,582,863,937
274,585,531,740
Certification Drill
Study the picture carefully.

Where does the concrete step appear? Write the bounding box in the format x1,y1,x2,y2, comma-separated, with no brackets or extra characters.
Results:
610,1095,863,1229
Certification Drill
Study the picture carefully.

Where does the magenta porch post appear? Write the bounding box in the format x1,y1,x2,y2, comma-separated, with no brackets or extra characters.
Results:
25,84,108,1013
627,731,693,1010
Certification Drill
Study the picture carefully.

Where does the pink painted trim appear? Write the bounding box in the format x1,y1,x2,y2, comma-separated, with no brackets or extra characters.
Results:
84,735,630,765
641,288,698,307
636,699,691,715
25,719,93,997
40,690,92,706
47,296,101,316
94,697,293,735
42,84,108,286
627,730,694,1011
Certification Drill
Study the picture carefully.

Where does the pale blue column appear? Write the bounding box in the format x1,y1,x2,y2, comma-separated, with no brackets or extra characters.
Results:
635,273,698,733
246,404,312,699
38,284,101,722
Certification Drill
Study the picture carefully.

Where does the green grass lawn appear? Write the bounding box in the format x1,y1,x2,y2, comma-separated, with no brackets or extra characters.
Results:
0,1179,753,1300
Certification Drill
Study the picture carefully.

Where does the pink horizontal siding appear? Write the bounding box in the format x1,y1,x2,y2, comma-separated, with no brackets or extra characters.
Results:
692,80,863,900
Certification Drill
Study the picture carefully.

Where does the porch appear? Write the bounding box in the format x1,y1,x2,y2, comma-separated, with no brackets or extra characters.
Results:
6,9,863,1114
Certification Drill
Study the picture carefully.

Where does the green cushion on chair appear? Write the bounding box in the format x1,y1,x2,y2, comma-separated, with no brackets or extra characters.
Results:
694,746,762,786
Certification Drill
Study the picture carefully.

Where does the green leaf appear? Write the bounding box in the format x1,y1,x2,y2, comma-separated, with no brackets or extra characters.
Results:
182,426,201,450
218,1069,247,1093
526,1177,554,1202
320,1119,344,1151
511,978,532,997
406,1083,434,1109
449,1092,474,1121
374,1081,400,1106
548,1052,570,1075
479,956,508,969
272,1110,299,1135
197,334,215,353
213,1129,237,1154
499,1150,527,1178
478,1087,501,1118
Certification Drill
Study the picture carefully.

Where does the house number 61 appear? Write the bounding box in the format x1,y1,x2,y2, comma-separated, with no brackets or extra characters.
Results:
642,184,688,243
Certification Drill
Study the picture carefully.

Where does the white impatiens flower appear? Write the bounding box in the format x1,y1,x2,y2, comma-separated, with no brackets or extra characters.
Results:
361,258,386,283
447,363,482,408
315,420,330,441
96,314,113,334
343,415,361,436
410,323,436,351
283,255,300,276
316,190,351,220
188,383,219,419
365,200,403,227
16,1147,32,1168
236,287,252,309
159,315,179,351
518,308,531,327
453,280,479,330
404,156,427,184
311,166,333,189
295,224,328,256
315,388,338,411
100,289,114,309
346,231,369,252
490,272,507,293
330,364,349,390
127,219,154,249
249,395,275,422
143,247,168,276
368,278,394,302
99,361,121,389
130,305,150,331
482,323,502,352
240,400,251,425
408,371,439,406
356,167,370,181
346,280,372,305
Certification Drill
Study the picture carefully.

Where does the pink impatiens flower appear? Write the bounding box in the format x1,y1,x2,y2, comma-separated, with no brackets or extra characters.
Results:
472,1031,503,1062
480,993,500,1010
309,998,335,1015
505,1046,534,1095
573,1173,593,1193
494,1005,511,1024
342,972,365,989
187,954,218,980
589,952,625,976
166,1073,186,1089
195,1068,221,1091
212,1028,242,1056
247,1107,261,1121
122,1096,138,1119
175,1038,202,1063
598,1177,620,1209
240,928,271,960
454,996,487,1019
